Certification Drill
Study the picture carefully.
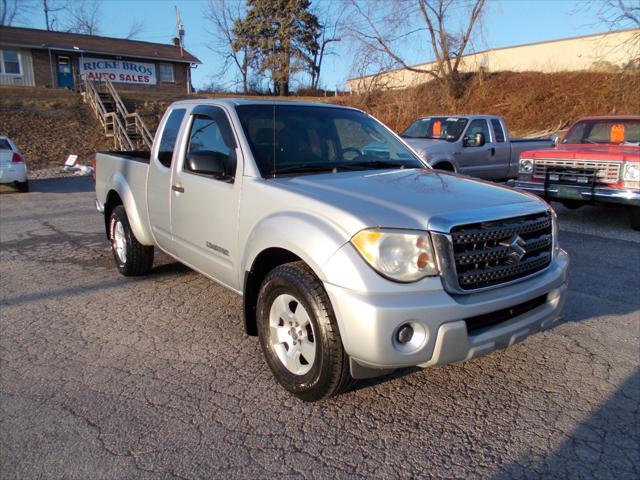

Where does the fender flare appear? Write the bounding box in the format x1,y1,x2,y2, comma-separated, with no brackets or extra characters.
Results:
104,171,154,245
241,211,350,285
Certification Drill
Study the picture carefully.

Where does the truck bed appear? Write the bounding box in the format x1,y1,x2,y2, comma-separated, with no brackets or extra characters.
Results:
99,151,151,163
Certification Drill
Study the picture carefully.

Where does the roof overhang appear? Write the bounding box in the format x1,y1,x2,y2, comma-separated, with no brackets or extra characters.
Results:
0,41,201,65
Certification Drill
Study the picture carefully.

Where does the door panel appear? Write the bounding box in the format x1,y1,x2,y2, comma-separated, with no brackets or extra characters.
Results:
170,107,241,288
459,119,492,178
56,56,74,88
147,108,187,250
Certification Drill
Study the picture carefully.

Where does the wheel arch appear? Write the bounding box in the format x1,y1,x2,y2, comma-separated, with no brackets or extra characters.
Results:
243,247,303,336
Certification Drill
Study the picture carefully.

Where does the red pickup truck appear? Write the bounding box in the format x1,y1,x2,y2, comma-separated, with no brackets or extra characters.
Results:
515,116,640,230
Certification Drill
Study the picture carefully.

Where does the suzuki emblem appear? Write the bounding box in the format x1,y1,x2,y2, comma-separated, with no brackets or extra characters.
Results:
500,234,527,263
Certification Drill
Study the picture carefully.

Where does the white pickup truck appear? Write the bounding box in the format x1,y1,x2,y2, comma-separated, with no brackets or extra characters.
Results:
95,99,569,401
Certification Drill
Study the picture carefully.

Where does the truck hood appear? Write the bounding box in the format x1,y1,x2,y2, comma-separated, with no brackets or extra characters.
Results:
522,144,640,162
270,169,546,234
402,137,453,156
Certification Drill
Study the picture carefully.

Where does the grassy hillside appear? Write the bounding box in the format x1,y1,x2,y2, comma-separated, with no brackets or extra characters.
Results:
0,87,111,170
333,71,640,136
0,71,638,170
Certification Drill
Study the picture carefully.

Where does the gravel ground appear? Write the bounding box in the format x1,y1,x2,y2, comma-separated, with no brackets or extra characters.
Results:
0,176,638,479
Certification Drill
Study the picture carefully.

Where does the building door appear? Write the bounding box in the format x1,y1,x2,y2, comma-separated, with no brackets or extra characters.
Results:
56,55,74,88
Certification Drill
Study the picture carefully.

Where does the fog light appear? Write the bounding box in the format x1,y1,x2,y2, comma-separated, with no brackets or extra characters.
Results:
396,324,414,344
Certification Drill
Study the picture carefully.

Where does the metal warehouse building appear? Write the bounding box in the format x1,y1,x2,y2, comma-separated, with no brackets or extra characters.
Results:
0,26,200,94
349,28,640,92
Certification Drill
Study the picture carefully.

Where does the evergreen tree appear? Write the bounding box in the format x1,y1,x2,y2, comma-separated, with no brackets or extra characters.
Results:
232,0,320,96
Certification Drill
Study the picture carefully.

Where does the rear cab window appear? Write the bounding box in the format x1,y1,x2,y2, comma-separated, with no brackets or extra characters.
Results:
156,108,186,168
0,139,12,150
490,119,506,143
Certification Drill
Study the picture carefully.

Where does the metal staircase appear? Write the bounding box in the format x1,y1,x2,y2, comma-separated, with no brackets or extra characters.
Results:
81,77,154,151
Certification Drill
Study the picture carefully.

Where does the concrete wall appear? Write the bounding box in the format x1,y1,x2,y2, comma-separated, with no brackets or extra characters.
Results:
348,29,640,92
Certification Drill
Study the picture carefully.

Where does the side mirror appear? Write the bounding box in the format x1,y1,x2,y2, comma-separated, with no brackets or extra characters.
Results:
463,132,485,147
186,151,228,177
550,134,559,146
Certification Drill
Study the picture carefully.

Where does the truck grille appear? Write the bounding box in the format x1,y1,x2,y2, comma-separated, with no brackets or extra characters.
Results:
532,159,621,184
450,211,553,291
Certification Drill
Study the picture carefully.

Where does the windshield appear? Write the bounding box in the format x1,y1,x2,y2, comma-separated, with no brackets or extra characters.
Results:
563,119,640,145
235,105,424,177
402,117,468,141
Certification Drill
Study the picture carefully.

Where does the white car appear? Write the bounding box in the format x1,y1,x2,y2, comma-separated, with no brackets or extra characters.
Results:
0,136,28,192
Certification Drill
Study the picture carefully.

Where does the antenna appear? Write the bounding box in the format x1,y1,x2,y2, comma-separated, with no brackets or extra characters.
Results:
175,6,185,57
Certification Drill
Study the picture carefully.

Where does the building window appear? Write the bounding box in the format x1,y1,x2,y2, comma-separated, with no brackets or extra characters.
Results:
159,63,174,82
1,49,21,75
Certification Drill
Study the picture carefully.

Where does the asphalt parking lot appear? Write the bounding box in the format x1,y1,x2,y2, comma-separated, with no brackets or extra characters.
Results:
1,176,638,479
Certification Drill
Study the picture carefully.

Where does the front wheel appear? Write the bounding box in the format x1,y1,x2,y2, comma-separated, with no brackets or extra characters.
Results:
109,205,154,276
256,261,352,401
629,207,640,231
561,200,583,210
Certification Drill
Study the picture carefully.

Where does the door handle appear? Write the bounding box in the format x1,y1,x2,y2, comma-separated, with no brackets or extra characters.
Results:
171,185,184,193
489,147,495,156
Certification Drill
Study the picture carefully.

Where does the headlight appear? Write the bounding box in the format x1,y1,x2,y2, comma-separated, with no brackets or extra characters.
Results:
623,162,639,181
519,158,534,174
351,228,438,282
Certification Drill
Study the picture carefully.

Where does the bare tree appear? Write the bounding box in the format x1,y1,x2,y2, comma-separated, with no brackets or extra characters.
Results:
585,0,640,68
42,0,67,30
310,4,344,90
126,18,146,39
204,0,252,93
347,0,486,98
66,0,102,35
1,0,23,26
594,0,640,29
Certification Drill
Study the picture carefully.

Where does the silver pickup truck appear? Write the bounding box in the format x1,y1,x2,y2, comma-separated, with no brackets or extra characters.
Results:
95,99,569,401
402,115,556,180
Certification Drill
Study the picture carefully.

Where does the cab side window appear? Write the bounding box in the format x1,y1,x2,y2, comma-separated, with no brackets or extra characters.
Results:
185,108,237,181
157,108,186,168
464,119,491,147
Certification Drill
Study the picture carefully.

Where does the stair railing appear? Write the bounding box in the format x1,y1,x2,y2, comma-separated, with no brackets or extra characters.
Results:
81,75,154,151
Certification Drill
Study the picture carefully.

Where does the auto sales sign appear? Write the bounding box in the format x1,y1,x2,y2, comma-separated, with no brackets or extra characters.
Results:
79,57,157,85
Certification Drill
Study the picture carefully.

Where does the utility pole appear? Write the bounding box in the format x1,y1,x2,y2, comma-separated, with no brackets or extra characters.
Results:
175,6,185,58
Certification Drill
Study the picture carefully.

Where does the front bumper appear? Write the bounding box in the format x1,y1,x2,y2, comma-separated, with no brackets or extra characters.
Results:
323,247,569,373
514,180,640,207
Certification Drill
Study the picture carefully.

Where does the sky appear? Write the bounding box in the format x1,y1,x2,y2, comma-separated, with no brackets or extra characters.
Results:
12,0,622,91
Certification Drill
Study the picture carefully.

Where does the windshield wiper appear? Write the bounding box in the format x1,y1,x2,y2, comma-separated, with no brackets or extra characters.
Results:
339,160,412,171
270,164,337,176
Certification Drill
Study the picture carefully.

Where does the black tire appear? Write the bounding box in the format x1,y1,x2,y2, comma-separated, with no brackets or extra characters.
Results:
256,261,352,401
629,207,640,231
109,205,154,276
16,180,29,193
561,200,583,210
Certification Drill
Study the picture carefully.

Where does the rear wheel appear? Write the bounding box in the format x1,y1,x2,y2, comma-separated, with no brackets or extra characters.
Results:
16,180,28,193
629,207,640,231
109,205,154,276
256,261,352,401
